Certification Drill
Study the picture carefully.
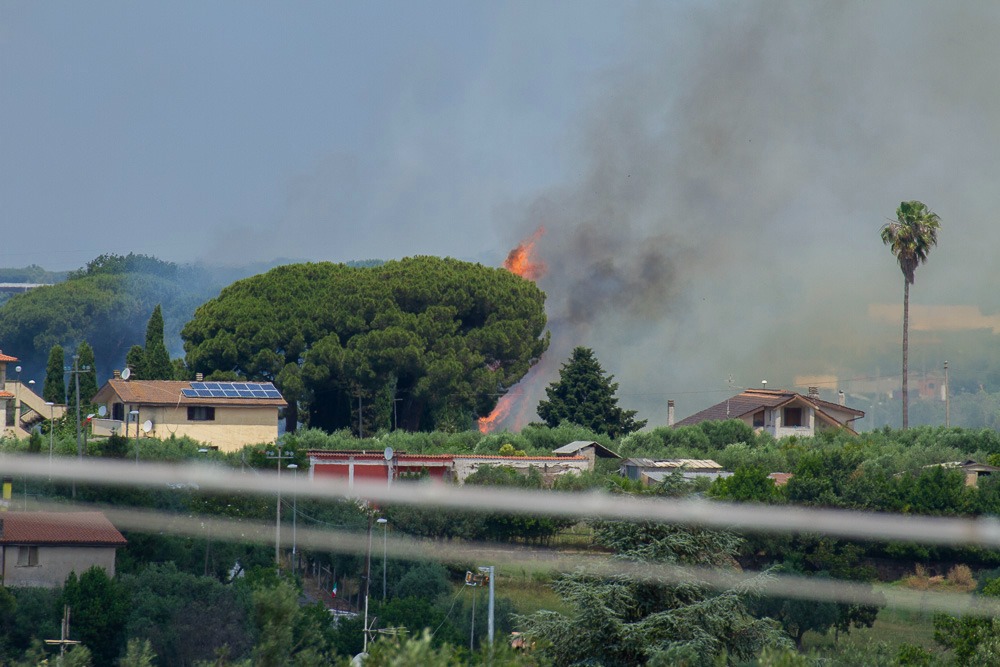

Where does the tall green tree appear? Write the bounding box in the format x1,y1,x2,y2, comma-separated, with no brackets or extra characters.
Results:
536,347,646,438
43,344,66,404
519,522,787,664
60,566,129,665
881,200,941,429
142,305,173,380
75,341,98,405
182,257,549,433
125,345,146,380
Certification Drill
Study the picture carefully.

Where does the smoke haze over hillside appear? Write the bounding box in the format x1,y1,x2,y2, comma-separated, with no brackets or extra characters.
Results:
4,2,1000,425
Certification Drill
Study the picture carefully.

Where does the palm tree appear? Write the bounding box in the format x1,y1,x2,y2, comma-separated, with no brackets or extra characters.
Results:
881,200,941,429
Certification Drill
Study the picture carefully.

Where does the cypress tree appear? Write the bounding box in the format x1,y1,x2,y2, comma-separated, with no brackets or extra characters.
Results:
126,345,147,380
43,344,67,404
75,341,99,405
143,305,174,380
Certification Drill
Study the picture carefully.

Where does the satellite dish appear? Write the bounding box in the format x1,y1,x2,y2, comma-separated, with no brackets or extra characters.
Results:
383,446,394,461
121,368,132,380
98,405,107,417
142,419,153,433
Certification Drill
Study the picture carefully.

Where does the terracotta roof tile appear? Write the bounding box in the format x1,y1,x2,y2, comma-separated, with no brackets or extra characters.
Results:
0,512,127,546
0,352,19,362
674,389,863,429
94,379,286,407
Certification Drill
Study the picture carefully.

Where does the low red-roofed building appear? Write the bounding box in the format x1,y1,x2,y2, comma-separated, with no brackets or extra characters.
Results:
0,511,126,588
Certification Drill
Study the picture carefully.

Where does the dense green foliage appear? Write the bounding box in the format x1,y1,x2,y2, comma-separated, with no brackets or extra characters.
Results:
74,341,98,407
182,257,549,433
43,344,66,404
0,254,217,383
520,521,788,665
536,347,646,438
141,305,175,380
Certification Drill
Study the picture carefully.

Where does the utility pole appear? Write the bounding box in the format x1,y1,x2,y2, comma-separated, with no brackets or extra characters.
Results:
944,360,950,428
357,394,363,438
465,566,495,649
266,448,295,568
44,605,80,659
363,508,374,653
64,355,90,499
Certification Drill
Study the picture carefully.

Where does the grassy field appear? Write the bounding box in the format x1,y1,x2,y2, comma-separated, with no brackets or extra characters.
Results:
498,567,574,616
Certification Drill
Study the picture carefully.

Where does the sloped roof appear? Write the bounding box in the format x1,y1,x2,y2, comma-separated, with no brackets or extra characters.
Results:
0,351,19,363
674,389,863,430
624,458,722,470
0,391,12,398
552,441,621,458
0,512,127,546
93,379,286,408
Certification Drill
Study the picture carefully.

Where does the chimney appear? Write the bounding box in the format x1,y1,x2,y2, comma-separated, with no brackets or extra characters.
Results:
113,369,121,379
195,372,204,382
838,390,846,406
667,400,675,427
808,387,819,399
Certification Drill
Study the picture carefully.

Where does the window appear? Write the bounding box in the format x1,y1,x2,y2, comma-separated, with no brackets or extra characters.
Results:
16,546,38,567
112,403,124,421
752,411,765,428
784,407,803,427
187,406,215,421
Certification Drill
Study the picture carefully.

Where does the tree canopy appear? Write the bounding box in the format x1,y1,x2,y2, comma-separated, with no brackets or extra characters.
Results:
181,256,549,432
536,346,646,438
0,254,214,384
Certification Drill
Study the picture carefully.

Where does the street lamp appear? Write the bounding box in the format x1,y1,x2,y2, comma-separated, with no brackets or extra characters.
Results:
45,402,54,479
287,463,298,566
376,517,388,600
129,410,140,465
14,366,21,433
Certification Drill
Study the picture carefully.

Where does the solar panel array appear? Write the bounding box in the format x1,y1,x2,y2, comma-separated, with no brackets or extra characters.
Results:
180,382,283,399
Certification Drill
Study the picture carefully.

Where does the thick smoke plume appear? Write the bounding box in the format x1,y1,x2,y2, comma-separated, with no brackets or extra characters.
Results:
494,1,1000,429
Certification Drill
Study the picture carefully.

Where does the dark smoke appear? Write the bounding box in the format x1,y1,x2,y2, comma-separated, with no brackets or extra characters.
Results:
497,1,1000,429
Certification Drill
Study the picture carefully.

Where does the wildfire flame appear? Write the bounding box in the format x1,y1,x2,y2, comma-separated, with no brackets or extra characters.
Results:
503,226,547,280
479,229,548,433
478,386,525,434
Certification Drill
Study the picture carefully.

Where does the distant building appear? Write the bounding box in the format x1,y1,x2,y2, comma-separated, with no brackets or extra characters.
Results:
0,511,126,588
551,441,621,465
674,388,864,437
621,458,730,485
91,378,287,452
308,449,592,486
0,350,67,439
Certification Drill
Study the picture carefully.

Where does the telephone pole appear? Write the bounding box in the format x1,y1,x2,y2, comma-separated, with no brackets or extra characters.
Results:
265,448,295,568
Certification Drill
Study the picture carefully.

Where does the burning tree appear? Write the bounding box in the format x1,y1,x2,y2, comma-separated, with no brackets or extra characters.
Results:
182,256,549,433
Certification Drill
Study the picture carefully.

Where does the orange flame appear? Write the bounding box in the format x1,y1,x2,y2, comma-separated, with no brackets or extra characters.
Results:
503,226,546,281
478,386,525,434
479,228,548,434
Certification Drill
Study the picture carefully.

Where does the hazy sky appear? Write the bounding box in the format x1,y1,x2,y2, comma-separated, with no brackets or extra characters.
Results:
4,1,1000,425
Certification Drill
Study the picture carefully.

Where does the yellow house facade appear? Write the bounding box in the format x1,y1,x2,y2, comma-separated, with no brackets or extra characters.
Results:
91,379,286,452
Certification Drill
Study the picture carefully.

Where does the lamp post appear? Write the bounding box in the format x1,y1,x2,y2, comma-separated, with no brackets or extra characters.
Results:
45,402,54,479
376,517,388,600
287,463,298,567
129,410,140,465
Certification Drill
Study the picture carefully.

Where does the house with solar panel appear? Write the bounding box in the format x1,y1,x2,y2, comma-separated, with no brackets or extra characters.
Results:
90,373,287,451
